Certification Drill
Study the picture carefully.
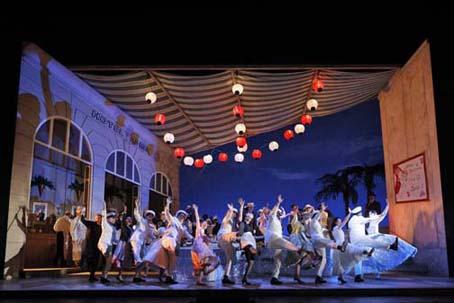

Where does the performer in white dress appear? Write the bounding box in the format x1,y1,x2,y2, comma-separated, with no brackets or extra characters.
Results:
348,199,398,282
217,202,240,284
144,197,186,284
265,195,304,285
191,204,220,285
331,209,373,284
70,206,87,266
310,209,347,284
361,200,417,277
129,199,158,283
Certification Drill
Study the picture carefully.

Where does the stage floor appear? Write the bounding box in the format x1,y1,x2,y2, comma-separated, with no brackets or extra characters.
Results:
1,273,454,301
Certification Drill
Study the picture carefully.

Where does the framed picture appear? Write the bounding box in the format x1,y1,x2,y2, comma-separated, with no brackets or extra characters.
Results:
32,202,48,221
393,152,429,203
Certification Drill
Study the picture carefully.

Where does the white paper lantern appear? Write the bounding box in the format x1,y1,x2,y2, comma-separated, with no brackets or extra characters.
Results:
145,92,157,104
294,124,305,134
234,153,244,163
203,154,213,164
306,98,318,111
268,141,279,151
232,83,244,95
163,132,175,144
237,143,248,153
183,156,194,166
235,123,246,135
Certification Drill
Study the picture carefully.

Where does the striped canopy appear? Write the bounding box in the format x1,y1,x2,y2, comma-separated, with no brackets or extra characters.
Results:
77,69,395,155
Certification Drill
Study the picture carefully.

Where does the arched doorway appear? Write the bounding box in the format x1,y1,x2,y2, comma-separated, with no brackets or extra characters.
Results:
149,172,173,216
104,150,140,217
27,117,92,268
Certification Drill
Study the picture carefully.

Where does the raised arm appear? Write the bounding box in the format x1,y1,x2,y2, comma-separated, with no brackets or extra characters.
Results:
222,203,234,225
193,204,201,236
101,201,108,229
270,194,283,215
339,208,352,229
164,197,173,224
238,198,245,223
133,199,142,223
375,199,389,224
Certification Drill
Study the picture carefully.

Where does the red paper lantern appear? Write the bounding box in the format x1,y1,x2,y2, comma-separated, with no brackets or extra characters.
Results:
252,149,262,160
218,152,228,162
194,159,204,168
232,105,244,118
284,129,294,140
174,147,185,159
155,113,166,125
236,136,247,148
301,114,313,125
312,79,325,93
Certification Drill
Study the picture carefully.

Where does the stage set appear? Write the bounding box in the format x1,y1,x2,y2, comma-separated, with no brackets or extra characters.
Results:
1,39,454,302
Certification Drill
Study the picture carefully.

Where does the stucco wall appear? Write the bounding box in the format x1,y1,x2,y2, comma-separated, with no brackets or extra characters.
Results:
4,44,180,278
379,41,448,275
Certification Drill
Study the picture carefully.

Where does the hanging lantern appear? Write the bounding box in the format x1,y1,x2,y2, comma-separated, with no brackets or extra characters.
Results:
236,136,247,148
232,105,244,118
174,147,185,159
234,153,244,163
237,143,248,153
301,114,313,125
235,123,246,135
252,149,262,160
155,113,166,125
232,83,244,95
306,99,318,111
312,79,325,92
163,132,175,144
218,152,228,162
284,129,294,140
294,124,305,134
194,159,204,168
269,141,279,151
183,156,194,166
203,154,213,164
145,92,157,104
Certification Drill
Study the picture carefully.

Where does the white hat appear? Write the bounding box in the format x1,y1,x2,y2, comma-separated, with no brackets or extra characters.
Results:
144,210,156,217
245,213,254,219
232,208,238,213
176,210,189,218
351,206,362,215
106,211,117,218
247,202,255,207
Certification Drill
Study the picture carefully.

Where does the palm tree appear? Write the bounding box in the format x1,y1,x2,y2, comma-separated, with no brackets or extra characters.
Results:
342,163,385,201
314,169,361,215
31,175,55,197
68,179,84,201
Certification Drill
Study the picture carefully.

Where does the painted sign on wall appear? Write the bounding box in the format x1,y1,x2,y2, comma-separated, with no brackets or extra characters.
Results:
393,153,429,202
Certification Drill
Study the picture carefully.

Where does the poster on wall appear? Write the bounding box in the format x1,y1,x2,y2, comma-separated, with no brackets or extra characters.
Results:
393,153,429,202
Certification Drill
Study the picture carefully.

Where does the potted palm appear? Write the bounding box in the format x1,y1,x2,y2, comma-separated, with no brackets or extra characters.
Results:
68,179,84,201
31,175,55,197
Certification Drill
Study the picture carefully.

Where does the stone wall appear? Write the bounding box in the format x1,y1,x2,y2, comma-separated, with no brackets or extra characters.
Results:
378,41,448,276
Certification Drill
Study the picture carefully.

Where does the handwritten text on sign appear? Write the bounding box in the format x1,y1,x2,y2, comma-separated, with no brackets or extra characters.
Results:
393,153,428,202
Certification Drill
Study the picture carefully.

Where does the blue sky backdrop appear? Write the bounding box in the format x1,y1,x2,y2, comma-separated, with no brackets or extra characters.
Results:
180,99,388,227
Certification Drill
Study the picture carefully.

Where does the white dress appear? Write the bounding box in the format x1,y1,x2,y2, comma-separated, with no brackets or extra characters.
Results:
130,208,157,264
70,216,87,262
332,226,367,276
309,211,335,250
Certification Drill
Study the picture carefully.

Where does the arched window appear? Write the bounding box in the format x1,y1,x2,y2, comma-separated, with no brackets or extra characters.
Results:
104,150,140,216
149,172,172,215
30,117,92,224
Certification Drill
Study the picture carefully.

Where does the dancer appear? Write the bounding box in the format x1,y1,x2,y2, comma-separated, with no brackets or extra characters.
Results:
53,211,72,267
80,209,102,282
238,206,258,285
286,207,318,284
112,205,134,282
98,202,118,284
217,202,240,284
144,197,186,284
361,200,417,277
130,199,157,283
265,194,304,285
331,210,373,284
191,204,220,285
310,209,347,284
70,206,87,266
348,200,398,282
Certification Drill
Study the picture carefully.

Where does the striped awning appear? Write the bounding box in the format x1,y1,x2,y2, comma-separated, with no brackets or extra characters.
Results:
77,69,395,155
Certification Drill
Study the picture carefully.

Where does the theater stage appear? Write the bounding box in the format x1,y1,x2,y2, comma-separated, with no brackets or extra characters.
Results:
1,273,454,302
